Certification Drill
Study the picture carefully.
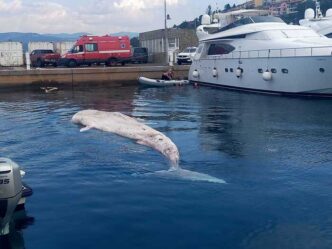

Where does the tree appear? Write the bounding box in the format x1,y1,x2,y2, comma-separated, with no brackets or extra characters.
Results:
224,3,231,11
130,37,139,47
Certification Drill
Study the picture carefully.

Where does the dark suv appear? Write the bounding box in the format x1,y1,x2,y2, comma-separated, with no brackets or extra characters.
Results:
131,47,148,64
30,49,61,67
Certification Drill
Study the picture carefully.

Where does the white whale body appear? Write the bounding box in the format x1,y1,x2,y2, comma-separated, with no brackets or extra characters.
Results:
72,110,179,166
72,110,226,184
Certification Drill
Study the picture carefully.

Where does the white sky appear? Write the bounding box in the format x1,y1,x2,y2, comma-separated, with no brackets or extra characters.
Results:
0,0,243,34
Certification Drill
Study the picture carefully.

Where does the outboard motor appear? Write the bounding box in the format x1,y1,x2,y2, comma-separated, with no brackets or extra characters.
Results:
0,158,28,236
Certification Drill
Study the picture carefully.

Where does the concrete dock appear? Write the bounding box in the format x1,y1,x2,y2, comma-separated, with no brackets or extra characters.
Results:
0,65,190,88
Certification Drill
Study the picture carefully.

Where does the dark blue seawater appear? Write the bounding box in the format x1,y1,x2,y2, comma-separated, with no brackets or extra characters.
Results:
1,85,332,249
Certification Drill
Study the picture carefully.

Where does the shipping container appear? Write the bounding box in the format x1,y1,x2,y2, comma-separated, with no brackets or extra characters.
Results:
0,42,24,67
28,42,54,53
54,41,75,55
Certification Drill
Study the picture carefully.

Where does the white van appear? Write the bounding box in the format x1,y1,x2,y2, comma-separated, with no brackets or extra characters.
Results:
176,47,197,65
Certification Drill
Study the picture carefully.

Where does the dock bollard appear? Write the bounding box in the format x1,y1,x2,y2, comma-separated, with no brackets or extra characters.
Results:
25,52,31,70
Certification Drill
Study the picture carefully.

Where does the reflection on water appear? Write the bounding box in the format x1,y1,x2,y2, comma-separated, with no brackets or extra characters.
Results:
0,209,34,249
244,222,332,249
0,85,331,249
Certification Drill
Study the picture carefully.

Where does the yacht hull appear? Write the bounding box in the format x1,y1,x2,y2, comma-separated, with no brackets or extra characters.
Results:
189,56,332,96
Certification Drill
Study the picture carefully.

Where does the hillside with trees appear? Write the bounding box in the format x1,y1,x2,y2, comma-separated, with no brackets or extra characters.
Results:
174,0,332,29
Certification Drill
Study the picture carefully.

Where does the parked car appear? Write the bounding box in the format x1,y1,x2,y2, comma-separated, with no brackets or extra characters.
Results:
59,35,132,67
176,47,197,65
131,47,148,64
30,49,61,67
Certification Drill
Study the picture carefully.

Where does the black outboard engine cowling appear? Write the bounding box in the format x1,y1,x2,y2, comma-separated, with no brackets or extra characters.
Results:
0,158,23,236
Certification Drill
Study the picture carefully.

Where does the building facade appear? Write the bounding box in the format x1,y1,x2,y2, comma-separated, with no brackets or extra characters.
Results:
139,28,198,64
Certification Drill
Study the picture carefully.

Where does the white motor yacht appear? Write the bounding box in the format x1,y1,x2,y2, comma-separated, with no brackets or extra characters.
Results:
190,9,332,96
299,1,332,37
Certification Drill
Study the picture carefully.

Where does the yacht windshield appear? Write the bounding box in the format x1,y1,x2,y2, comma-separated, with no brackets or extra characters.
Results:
213,16,284,34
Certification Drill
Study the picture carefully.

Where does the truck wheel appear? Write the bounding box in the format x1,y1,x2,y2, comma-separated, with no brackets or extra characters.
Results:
36,59,44,68
106,58,117,67
68,60,77,68
121,62,125,66
177,61,182,65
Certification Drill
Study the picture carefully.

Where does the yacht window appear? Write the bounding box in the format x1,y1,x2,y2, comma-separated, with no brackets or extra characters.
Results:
282,68,288,74
208,44,235,55
212,16,284,34
230,68,234,72
258,68,263,73
225,68,228,72
319,68,325,73
326,33,332,38
271,68,277,73
215,17,254,33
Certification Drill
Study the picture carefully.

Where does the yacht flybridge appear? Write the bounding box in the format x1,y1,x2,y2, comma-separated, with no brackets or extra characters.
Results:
299,1,332,37
190,9,332,96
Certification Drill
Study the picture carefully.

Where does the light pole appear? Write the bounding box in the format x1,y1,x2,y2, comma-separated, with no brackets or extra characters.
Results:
164,0,169,65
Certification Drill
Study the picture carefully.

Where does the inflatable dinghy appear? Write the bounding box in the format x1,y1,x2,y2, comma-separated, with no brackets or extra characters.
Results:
138,77,189,87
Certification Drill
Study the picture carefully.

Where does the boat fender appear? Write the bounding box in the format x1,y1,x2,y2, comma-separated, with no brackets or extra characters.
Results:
262,70,272,81
236,67,243,78
192,70,199,78
212,68,218,78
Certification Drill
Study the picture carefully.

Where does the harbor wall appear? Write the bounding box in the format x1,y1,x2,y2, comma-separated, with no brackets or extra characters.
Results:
0,65,190,88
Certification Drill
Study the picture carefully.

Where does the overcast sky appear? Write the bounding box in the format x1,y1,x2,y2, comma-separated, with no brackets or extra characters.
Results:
0,0,243,34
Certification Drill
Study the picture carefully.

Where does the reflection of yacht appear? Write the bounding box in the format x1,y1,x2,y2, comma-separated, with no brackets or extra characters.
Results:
299,1,332,37
190,9,332,96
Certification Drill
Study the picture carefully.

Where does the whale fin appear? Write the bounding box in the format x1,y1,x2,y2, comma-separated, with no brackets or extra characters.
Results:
80,126,93,132
144,168,226,184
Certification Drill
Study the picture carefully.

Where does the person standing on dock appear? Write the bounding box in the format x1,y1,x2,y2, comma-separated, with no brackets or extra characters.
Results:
161,68,174,81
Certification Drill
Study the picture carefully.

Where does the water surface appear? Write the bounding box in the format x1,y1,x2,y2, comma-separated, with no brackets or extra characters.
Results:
1,85,332,249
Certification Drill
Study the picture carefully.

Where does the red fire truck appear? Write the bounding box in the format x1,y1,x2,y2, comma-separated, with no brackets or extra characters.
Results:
60,35,132,67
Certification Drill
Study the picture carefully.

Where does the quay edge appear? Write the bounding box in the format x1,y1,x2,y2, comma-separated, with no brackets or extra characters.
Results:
0,65,190,88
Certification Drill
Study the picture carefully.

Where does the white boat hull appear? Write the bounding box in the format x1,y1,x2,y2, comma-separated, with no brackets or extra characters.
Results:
189,56,332,96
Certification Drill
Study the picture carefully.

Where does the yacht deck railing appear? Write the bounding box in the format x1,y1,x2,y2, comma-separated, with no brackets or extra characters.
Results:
208,46,332,59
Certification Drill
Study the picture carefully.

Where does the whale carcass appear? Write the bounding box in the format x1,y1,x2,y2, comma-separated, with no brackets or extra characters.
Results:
72,110,226,184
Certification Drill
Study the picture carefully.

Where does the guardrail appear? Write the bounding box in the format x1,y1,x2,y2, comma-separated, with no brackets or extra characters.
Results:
209,46,332,59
